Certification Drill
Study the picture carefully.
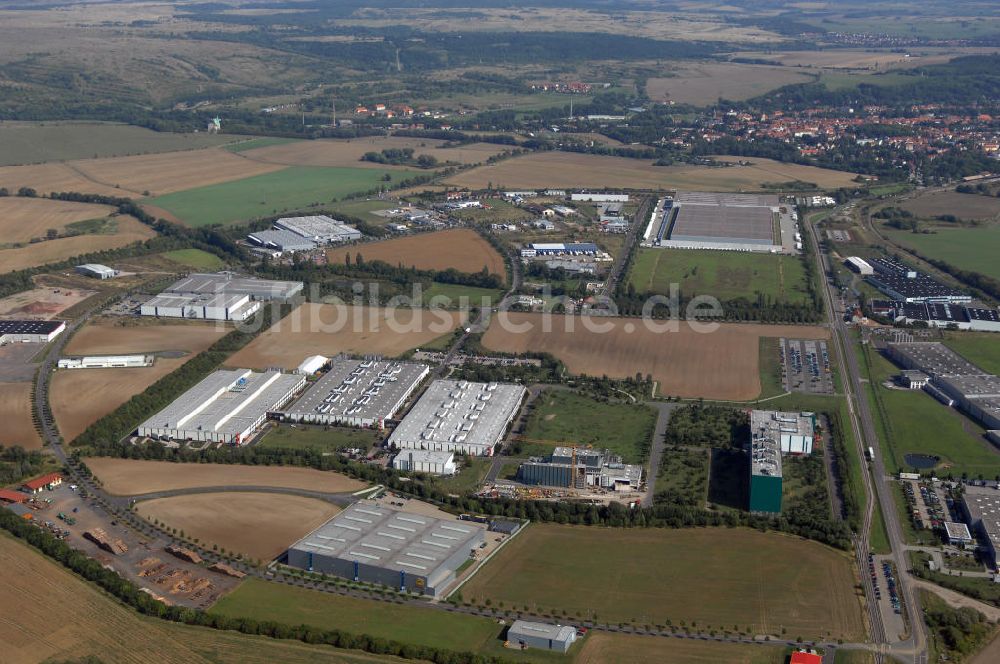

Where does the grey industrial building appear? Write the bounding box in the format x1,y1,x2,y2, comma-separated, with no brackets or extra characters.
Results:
884,300,1000,332
388,380,526,456
961,486,1000,570
140,292,261,321
76,263,118,279
163,272,304,301
279,357,429,428
750,410,816,455
137,368,305,444
866,258,970,304
517,447,642,491
651,191,782,252
0,320,66,343
286,501,485,596
749,421,783,514
247,229,319,253
392,450,456,475
274,215,362,244
506,621,577,652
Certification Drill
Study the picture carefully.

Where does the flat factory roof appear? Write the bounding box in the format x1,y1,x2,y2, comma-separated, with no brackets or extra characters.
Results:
274,215,361,241
0,320,65,336
887,342,985,378
289,500,484,575
963,486,1000,549
281,358,428,423
164,272,303,301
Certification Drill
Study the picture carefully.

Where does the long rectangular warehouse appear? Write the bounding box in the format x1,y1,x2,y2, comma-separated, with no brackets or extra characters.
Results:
137,369,305,444
280,357,429,428
387,379,526,456
164,272,304,301
286,500,485,596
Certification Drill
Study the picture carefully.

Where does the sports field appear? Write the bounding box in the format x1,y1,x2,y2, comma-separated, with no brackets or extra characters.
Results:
646,62,813,105
629,248,811,303
461,525,864,640
0,215,157,273
0,197,115,244
327,229,506,277
0,382,40,450
0,534,406,664
521,390,657,463
135,492,340,561
0,122,240,166
481,313,829,400
237,136,508,169
85,458,367,495
884,224,1000,281
147,166,420,226
226,303,464,370
577,633,786,664
444,153,861,191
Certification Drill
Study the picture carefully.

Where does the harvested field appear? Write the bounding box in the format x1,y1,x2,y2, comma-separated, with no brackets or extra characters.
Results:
0,215,156,273
86,458,367,495
135,492,341,561
0,161,126,198
577,633,786,664
0,286,96,319
0,382,40,450
226,303,464,370
70,147,286,196
326,229,505,277
481,312,829,400
64,318,227,356
0,534,408,664
900,191,1000,221
238,136,509,169
729,48,965,70
444,152,862,191
461,524,864,640
646,62,814,105
0,197,116,244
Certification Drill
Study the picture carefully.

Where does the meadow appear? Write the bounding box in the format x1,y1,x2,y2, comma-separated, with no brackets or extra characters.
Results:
884,225,1000,281
460,524,864,640
628,248,811,303
160,248,227,270
256,423,383,452
577,633,787,664
943,334,1000,376
148,166,420,226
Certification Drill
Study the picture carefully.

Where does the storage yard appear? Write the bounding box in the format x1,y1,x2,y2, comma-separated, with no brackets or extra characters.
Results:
326,229,506,278
84,458,367,495
481,313,830,400
226,304,464,370
460,525,864,640
135,492,342,562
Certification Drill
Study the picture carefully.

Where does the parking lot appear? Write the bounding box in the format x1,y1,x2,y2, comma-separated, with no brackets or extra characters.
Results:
869,552,907,639
780,338,835,395
903,479,948,531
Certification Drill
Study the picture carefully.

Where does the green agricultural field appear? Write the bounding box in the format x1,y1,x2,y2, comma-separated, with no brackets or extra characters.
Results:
460,524,865,641
256,424,382,452
225,137,302,153
331,199,403,223
211,579,500,652
0,122,241,166
520,390,657,464
160,248,226,270
884,225,1000,281
943,333,1000,376
860,343,1000,478
147,167,421,227
422,282,504,309
628,248,810,303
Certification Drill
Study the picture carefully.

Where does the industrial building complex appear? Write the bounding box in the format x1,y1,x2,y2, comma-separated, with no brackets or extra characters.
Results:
387,380,526,456
57,354,153,369
248,215,361,253
750,410,816,455
517,447,643,491
75,263,118,280
391,450,457,476
961,486,1000,570
137,368,305,444
279,357,428,428
140,272,303,321
746,409,815,514
866,258,970,304
506,621,578,653
0,320,66,344
871,300,1000,332
886,342,1000,431
645,192,783,253
286,500,486,597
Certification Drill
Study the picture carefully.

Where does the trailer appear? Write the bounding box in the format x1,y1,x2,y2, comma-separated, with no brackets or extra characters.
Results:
866,446,875,461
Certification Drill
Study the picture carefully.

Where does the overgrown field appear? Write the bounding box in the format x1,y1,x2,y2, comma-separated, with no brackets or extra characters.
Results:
460,524,864,640
900,191,1000,221
628,248,811,304
884,224,1000,281
256,424,383,452
147,166,421,226
577,633,787,664
327,229,506,278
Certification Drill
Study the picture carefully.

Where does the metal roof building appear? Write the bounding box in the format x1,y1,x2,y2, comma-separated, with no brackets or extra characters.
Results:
164,272,303,301
0,320,66,343
76,263,118,279
507,621,578,653
58,354,152,369
137,369,305,444
961,486,1000,569
280,358,428,428
749,416,783,514
274,215,362,244
387,379,526,456
286,500,485,596
247,229,317,253
750,410,815,455
392,450,456,475
140,292,261,321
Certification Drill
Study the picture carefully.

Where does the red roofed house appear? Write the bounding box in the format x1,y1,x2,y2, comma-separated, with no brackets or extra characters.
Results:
790,652,823,664
22,472,63,494
0,488,28,504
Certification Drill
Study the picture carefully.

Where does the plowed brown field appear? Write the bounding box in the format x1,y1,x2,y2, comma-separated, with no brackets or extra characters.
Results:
481,312,829,400
326,229,505,277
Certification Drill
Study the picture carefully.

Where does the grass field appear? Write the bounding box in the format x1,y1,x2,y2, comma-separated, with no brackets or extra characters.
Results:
0,197,115,244
444,153,862,191
646,62,813,105
460,524,864,640
0,214,157,273
481,313,829,401
161,248,226,270
237,136,509,169
521,390,657,463
85,458,367,495
0,122,240,166
135,492,340,561
0,533,410,664
577,633,787,664
256,423,383,452
211,579,502,652
901,191,1000,222
629,248,811,304
0,382,41,450
884,225,1000,281
148,166,420,226
328,229,506,278
422,282,504,308
226,303,464,370
943,334,1000,376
